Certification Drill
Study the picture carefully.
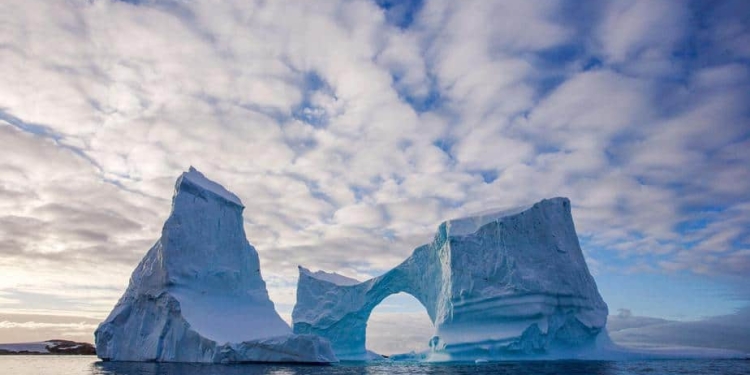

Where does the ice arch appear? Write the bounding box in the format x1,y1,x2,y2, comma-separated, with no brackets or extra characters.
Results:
292,239,447,360
292,198,609,361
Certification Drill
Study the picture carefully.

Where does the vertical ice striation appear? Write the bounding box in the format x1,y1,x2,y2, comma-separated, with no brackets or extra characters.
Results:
95,167,336,363
292,197,608,360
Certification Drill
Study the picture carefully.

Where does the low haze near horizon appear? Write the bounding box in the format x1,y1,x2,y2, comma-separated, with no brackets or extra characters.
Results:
0,0,749,354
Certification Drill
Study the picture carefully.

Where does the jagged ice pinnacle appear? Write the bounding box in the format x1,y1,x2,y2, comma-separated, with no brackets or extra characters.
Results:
95,167,336,363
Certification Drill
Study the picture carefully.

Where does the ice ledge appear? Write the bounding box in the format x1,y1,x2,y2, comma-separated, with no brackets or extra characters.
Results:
299,266,360,286
176,166,244,207
444,197,569,237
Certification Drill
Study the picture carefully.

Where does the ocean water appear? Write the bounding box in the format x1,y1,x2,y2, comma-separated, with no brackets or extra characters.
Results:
1,356,749,375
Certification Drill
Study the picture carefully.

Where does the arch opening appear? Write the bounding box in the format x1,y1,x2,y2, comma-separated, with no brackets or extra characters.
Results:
365,292,434,356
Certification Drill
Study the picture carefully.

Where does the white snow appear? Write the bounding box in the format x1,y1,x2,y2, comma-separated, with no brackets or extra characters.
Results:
0,341,52,353
95,167,336,363
299,266,360,286
445,203,533,236
179,166,243,207
293,197,610,361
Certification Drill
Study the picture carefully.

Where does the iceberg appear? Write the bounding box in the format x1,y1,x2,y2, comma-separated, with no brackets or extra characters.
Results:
95,167,336,363
292,197,608,361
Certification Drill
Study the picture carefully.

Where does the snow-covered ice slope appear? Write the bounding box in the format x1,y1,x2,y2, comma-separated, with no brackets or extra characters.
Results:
95,167,336,363
293,197,608,361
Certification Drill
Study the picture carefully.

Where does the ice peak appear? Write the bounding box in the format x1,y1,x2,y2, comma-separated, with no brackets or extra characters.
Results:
445,197,569,237
176,166,243,207
96,168,336,363
299,266,360,286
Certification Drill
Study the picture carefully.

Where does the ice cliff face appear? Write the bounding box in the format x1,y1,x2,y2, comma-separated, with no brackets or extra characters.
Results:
95,167,336,363
293,197,608,361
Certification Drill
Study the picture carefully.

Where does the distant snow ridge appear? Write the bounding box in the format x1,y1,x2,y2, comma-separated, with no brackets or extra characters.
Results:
293,198,609,361
95,167,336,363
0,340,95,355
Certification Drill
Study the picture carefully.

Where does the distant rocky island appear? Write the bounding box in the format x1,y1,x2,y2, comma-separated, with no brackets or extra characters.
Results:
0,340,96,355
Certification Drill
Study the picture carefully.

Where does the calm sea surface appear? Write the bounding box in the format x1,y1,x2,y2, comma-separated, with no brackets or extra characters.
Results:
1,356,749,375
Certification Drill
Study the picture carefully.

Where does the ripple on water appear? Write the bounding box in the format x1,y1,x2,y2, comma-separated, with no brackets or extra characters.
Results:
0,356,749,375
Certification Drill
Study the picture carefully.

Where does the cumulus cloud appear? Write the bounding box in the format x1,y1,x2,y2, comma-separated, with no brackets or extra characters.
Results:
0,0,748,348
608,306,750,353
366,312,434,355
0,313,100,343
0,321,97,331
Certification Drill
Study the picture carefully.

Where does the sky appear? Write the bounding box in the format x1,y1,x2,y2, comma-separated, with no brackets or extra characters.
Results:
0,0,749,354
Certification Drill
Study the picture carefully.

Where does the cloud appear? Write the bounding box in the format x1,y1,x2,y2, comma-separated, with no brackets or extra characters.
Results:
608,306,750,353
0,0,748,346
596,0,689,73
366,312,434,355
0,313,100,343
0,320,97,331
